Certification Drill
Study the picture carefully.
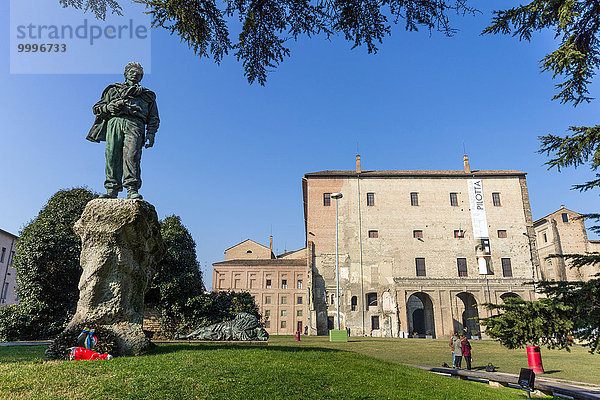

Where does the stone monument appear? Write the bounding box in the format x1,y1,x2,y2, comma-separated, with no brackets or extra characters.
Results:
66,199,165,355
177,313,269,341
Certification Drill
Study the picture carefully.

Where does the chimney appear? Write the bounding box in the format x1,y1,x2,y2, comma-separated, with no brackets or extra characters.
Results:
463,155,471,173
356,154,361,173
269,235,273,253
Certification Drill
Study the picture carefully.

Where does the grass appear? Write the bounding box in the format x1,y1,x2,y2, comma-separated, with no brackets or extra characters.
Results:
0,341,551,400
266,336,600,385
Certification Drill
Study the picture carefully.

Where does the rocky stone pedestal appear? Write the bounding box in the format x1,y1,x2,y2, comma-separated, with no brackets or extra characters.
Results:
66,199,165,355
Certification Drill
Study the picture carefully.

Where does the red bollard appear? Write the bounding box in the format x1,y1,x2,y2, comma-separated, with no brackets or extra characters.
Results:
526,345,544,374
295,331,300,341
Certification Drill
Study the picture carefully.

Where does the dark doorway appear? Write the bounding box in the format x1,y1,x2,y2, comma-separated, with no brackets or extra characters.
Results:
407,292,436,337
297,321,303,332
327,316,334,330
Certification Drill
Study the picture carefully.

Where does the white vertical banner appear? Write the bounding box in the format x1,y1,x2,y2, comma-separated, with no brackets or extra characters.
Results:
468,179,489,239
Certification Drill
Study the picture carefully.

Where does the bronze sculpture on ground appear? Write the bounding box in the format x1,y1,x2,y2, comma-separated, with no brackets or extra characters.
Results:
178,313,269,341
87,62,159,200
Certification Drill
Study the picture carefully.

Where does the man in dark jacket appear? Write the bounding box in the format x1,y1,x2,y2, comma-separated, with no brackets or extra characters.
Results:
87,62,159,200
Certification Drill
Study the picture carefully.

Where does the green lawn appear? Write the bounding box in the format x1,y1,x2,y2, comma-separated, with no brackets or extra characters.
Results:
268,336,600,384
0,342,548,400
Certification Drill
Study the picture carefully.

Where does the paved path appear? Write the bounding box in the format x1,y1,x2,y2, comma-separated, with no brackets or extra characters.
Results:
0,340,52,347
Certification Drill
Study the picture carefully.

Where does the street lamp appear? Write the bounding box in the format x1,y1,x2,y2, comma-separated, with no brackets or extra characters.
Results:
331,193,343,330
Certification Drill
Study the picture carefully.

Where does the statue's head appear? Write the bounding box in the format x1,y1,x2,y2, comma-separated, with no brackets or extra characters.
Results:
124,62,144,84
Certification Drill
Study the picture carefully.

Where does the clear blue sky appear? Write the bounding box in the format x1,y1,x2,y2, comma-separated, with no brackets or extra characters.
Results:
1,1,599,290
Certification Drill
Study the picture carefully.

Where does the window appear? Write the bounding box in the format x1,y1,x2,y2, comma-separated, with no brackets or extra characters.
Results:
265,296,271,304
351,296,358,311
2,283,8,299
562,213,569,223
410,192,419,206
234,279,241,289
366,292,377,307
497,230,507,238
450,192,458,207
457,258,468,277
297,296,303,304
297,279,303,289
416,258,426,276
492,192,501,207
281,310,287,317
281,296,287,304
265,320,271,328
330,294,335,305
367,192,375,206
266,279,272,289
8,252,14,266
281,279,287,289
249,279,256,289
280,321,287,328
501,258,513,277
246,250,253,253
413,230,423,239
323,193,331,206
218,279,225,288
454,230,465,238
543,232,547,243
297,309,303,317
0,248,5,263
265,310,271,318
371,315,380,330
368,230,378,238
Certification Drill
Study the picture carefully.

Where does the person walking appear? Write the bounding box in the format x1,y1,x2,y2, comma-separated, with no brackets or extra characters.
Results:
449,333,457,367
453,334,463,368
461,336,472,370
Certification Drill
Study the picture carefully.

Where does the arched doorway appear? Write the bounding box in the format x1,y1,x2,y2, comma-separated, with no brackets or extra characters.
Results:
407,292,436,337
454,292,480,338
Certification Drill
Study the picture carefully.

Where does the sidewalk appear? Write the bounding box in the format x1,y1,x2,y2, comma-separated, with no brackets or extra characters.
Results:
0,340,52,347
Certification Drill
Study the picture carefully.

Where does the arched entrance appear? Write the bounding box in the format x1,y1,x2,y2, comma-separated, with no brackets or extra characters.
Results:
407,292,436,337
500,292,521,303
454,292,480,338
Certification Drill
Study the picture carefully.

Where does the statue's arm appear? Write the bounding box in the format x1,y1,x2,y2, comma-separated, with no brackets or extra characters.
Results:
92,86,114,117
146,100,160,135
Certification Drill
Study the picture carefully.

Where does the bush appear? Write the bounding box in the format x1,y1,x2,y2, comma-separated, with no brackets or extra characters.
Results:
0,305,35,342
44,323,120,360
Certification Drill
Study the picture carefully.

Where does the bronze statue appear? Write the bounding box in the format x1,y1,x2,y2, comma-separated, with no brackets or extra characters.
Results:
87,62,159,200
178,313,269,341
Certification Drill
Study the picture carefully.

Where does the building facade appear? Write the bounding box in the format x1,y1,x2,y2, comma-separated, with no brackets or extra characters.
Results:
0,229,18,306
534,206,600,281
302,156,539,338
212,239,308,335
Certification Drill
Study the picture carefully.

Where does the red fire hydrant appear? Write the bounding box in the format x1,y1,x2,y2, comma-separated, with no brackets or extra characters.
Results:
295,331,300,341
526,345,544,374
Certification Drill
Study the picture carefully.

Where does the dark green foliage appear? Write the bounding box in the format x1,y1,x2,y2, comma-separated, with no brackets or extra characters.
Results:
145,215,205,335
0,188,96,341
484,0,600,106
62,0,475,84
44,323,120,360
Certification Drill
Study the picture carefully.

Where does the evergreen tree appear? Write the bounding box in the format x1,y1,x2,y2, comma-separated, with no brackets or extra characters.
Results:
0,188,96,341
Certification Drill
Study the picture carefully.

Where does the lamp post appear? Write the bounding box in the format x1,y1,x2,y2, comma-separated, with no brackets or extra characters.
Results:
331,192,343,330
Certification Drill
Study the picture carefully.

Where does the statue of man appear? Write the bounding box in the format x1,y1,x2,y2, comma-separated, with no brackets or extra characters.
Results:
87,62,159,200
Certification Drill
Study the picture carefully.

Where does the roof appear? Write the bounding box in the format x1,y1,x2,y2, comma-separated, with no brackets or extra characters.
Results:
0,228,18,239
304,170,526,178
534,206,582,225
213,259,307,267
223,238,270,252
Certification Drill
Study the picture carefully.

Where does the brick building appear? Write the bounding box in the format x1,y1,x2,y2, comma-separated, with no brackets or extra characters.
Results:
302,156,539,338
534,206,600,281
0,229,18,306
212,239,308,335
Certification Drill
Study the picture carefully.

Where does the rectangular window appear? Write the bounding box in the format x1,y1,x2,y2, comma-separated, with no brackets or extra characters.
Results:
297,296,303,304
501,258,513,277
323,193,331,206
454,230,465,238
562,213,569,223
492,192,501,207
367,192,375,206
371,315,380,330
415,258,426,277
497,230,507,238
2,283,8,299
297,279,303,289
450,192,458,207
234,279,241,289
297,309,303,317
266,279,272,289
281,296,287,304
265,296,271,304
366,293,377,307
265,310,271,318
410,192,419,206
413,230,423,239
457,258,468,277
368,230,378,238
543,232,547,243
281,310,287,317
281,279,287,289
265,320,271,328
249,279,256,289
8,251,14,266
280,320,286,328
0,248,5,263
218,279,225,289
